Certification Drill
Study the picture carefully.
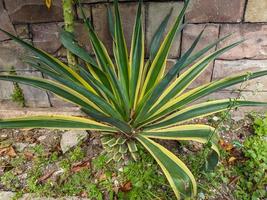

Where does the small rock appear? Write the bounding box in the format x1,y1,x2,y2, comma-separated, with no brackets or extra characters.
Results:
60,130,88,153
14,143,28,152
37,135,47,141
0,191,15,200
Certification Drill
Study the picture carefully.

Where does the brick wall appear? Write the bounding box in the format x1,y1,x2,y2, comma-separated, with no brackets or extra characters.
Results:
0,0,267,113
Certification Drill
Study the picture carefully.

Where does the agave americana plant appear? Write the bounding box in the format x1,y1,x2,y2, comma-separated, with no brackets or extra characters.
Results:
1,0,267,199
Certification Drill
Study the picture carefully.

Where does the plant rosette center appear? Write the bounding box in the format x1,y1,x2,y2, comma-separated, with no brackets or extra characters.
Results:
101,131,139,163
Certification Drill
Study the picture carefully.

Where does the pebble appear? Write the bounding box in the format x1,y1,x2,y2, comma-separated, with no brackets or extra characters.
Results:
60,130,88,153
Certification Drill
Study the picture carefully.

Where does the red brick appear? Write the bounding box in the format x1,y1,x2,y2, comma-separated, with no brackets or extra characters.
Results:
218,24,267,60
186,0,245,23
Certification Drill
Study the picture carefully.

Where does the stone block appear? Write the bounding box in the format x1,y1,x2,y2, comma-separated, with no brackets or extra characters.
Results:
0,2,16,41
146,2,183,58
0,72,14,100
31,22,92,57
0,71,50,108
181,24,219,87
0,40,33,71
213,60,267,91
186,0,245,23
245,0,267,22
4,0,63,23
91,2,145,55
218,24,267,60
16,71,51,107
31,23,64,56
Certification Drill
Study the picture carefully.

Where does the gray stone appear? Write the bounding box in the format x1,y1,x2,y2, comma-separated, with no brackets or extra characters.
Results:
0,2,16,41
31,22,92,56
4,0,63,23
218,24,267,60
16,71,51,107
245,0,267,22
212,60,267,91
31,22,64,56
181,24,219,87
14,142,28,152
0,72,14,100
146,2,183,58
60,130,88,153
186,0,246,23
0,40,33,71
0,191,15,200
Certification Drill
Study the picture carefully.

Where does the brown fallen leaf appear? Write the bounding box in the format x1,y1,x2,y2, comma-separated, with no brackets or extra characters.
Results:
228,156,237,163
120,181,132,192
24,151,34,160
71,160,90,173
38,169,56,183
219,139,233,151
0,146,17,157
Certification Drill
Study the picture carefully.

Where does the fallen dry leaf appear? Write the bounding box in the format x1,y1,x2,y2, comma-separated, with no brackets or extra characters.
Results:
120,181,132,192
24,151,34,160
228,156,237,163
38,169,56,183
219,139,234,151
71,160,90,173
0,146,17,157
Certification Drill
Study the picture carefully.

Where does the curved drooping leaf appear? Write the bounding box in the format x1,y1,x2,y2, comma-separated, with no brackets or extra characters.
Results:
0,75,131,133
0,28,96,94
141,70,267,125
140,124,220,170
0,115,117,132
60,30,97,67
137,135,197,199
143,99,267,130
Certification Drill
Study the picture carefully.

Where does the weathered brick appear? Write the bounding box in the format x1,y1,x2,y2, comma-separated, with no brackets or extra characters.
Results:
92,2,145,55
181,24,219,87
0,71,50,107
146,2,183,58
213,60,267,91
0,40,33,71
31,23,64,56
186,0,245,23
16,71,51,107
245,0,267,22
218,24,267,60
4,0,63,23
0,1,16,41
31,22,92,57
0,72,14,100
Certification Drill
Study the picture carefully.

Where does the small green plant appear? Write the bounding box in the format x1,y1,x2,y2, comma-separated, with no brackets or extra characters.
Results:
9,67,25,107
233,115,267,199
1,0,267,198
253,114,267,136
